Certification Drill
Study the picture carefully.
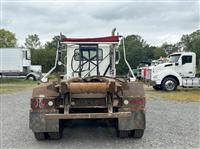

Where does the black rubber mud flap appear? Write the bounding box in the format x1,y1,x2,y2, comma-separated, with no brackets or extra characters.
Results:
117,82,146,138
29,111,60,132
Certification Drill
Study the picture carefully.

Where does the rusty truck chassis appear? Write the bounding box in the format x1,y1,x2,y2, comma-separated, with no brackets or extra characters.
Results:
30,31,146,140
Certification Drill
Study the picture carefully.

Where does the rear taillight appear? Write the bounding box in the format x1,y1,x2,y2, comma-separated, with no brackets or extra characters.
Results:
31,98,51,109
32,99,39,108
40,99,47,108
129,99,145,105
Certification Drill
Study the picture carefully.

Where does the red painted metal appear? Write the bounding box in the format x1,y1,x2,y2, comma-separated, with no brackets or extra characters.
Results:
129,99,145,105
143,67,147,79
32,99,39,109
62,36,120,42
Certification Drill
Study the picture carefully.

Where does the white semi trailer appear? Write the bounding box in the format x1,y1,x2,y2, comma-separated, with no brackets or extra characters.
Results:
0,48,42,80
145,52,200,91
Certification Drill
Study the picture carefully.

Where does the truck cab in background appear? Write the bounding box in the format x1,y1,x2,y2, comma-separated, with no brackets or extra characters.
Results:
137,58,166,80
0,48,42,81
147,52,200,91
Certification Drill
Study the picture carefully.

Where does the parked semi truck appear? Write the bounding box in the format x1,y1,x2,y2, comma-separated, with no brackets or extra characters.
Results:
139,58,168,80
145,52,200,91
29,30,146,140
0,48,42,80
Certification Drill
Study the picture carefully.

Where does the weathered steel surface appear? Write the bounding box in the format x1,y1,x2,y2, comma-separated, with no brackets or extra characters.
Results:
118,110,146,130
30,76,146,134
121,82,145,111
70,93,107,108
58,76,121,94
71,98,107,108
70,93,106,98
46,112,131,119
32,83,59,98
29,110,60,132
69,82,109,93
118,82,146,130
123,82,145,97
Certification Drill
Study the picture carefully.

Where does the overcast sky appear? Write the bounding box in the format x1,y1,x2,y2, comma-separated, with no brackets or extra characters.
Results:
1,0,199,46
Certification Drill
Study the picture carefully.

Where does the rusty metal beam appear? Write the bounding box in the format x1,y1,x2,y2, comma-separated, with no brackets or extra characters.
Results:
69,82,109,93
70,93,106,98
46,112,131,119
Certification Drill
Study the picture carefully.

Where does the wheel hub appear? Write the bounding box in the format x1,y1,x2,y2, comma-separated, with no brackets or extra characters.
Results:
165,80,175,91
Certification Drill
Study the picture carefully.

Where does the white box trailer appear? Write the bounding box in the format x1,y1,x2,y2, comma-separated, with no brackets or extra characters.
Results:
0,48,42,80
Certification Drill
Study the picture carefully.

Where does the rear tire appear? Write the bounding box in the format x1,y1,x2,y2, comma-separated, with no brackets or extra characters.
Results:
161,77,177,91
132,129,144,138
117,130,131,138
48,132,62,140
48,120,63,140
34,132,46,140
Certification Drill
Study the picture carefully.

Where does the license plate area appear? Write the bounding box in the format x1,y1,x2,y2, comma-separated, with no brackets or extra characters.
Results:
70,93,107,108
71,98,107,108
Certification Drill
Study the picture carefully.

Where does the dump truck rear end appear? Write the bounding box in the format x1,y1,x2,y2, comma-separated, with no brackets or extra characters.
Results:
29,30,146,140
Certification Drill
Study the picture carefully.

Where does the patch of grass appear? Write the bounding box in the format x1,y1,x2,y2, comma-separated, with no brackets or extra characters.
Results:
48,74,57,80
0,74,60,94
145,85,200,102
0,78,37,84
0,78,38,93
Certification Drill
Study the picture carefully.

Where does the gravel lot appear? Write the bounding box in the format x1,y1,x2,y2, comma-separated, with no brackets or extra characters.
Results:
0,90,199,149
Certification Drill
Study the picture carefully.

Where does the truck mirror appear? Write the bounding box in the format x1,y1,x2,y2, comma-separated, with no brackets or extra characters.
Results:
175,62,179,66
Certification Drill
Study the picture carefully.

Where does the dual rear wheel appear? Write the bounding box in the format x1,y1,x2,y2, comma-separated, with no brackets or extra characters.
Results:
117,129,144,138
34,123,144,140
35,130,144,140
34,132,62,141
34,121,63,141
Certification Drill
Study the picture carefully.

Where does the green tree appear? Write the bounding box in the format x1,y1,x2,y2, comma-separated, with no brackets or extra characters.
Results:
31,48,56,72
0,29,17,48
44,36,60,49
161,42,178,55
31,36,62,72
180,30,200,51
191,38,200,69
153,47,167,59
180,30,200,68
25,34,41,50
116,35,154,75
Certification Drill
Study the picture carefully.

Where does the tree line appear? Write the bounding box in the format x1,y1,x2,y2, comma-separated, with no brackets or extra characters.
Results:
0,28,199,74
